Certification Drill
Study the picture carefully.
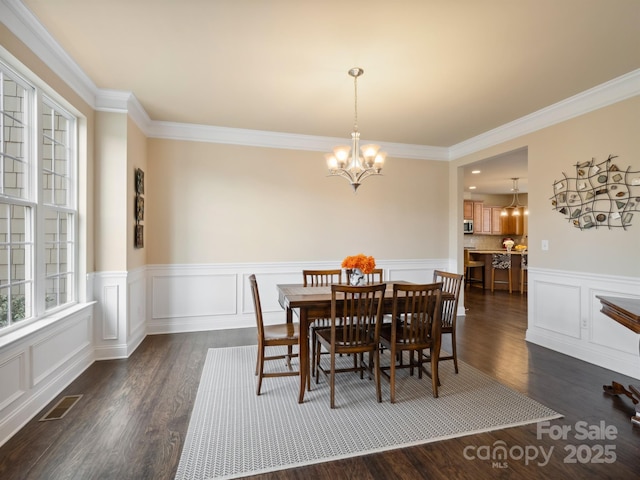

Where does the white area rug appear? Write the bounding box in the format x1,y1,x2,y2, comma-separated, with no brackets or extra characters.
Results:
175,346,561,480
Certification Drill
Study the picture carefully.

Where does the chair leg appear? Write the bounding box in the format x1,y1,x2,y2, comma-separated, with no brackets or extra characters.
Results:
451,330,459,374
256,345,265,395
491,268,495,292
508,268,512,294
330,351,336,409
431,352,439,398
375,349,382,403
390,348,397,404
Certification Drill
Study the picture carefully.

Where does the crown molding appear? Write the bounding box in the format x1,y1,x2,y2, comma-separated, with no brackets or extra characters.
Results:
146,121,449,160
0,0,97,106
3,0,639,162
449,68,640,160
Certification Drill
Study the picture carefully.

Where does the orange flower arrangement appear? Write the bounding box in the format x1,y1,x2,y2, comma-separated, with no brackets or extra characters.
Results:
341,254,376,274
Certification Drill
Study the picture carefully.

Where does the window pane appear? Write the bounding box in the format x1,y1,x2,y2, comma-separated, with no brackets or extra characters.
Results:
44,209,73,311
10,283,30,323
2,75,29,200
42,104,70,208
0,247,7,286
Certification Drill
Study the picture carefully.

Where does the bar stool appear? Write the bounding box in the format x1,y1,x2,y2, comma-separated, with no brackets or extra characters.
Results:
464,249,485,289
491,253,512,293
520,252,528,294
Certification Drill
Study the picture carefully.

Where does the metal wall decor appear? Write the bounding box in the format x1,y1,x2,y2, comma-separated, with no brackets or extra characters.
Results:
134,168,145,248
551,155,640,230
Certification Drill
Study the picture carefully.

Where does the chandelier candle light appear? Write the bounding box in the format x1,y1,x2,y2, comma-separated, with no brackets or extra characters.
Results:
326,68,386,192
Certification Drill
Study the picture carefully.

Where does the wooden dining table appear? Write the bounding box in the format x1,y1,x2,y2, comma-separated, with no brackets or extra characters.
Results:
277,282,454,403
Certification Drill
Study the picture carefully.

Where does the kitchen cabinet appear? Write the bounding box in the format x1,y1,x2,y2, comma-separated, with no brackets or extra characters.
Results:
501,207,526,235
473,202,484,232
491,207,503,234
464,200,473,220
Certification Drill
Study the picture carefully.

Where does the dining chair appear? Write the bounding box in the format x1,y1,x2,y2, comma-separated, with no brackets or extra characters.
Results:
249,274,300,395
491,253,512,293
520,253,528,294
314,283,386,408
379,282,443,402
302,269,344,378
303,269,342,287
364,268,384,284
464,249,485,289
432,270,464,373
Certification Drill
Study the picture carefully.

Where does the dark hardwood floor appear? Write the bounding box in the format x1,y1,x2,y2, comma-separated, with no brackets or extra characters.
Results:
1,287,639,479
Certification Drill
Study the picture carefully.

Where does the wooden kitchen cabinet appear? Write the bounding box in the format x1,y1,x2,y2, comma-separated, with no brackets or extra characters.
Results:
491,207,503,234
473,201,483,232
464,200,474,220
501,207,525,235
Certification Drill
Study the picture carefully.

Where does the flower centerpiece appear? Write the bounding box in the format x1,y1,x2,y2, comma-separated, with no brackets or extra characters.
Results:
503,238,515,252
342,254,376,286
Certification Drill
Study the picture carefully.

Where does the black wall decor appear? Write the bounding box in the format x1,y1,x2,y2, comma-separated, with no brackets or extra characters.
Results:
134,168,144,248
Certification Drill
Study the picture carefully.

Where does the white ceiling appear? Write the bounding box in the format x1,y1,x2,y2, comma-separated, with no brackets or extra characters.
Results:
15,0,640,193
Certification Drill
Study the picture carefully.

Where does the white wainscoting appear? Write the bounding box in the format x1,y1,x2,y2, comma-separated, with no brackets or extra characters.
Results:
0,303,94,448
526,267,640,380
92,267,147,360
146,259,452,334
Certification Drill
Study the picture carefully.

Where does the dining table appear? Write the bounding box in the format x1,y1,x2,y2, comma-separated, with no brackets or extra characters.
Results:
276,282,455,403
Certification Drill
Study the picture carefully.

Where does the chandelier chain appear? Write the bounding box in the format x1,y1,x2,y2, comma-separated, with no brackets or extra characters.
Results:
353,74,358,133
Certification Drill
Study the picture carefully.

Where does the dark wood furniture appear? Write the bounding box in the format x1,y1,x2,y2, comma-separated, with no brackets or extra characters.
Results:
379,283,443,402
596,295,640,426
314,283,386,408
432,270,464,373
302,269,343,287
302,269,343,373
277,282,454,403
249,275,300,395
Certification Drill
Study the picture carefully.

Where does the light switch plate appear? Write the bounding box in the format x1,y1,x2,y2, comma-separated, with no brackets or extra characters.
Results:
541,240,549,251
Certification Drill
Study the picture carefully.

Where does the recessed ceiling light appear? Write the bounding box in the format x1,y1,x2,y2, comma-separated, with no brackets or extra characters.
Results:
471,170,481,174
469,186,477,190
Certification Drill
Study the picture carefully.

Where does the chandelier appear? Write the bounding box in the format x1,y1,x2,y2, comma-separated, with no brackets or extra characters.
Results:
325,68,386,191
501,178,528,216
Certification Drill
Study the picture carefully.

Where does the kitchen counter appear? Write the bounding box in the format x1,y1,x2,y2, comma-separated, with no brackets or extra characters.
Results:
466,250,528,293
471,249,527,255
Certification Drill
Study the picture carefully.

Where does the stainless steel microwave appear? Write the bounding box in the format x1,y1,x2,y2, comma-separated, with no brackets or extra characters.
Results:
463,219,473,234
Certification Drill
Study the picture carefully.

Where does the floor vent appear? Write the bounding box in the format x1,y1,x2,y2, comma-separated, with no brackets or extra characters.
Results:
39,395,83,421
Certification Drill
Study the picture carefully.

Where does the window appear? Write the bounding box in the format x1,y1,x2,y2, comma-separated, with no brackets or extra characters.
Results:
0,60,77,332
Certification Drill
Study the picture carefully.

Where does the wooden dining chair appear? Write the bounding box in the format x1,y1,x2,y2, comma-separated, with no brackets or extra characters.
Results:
364,268,384,284
302,269,343,378
303,269,342,287
379,282,443,402
314,283,386,408
249,274,300,395
432,270,464,373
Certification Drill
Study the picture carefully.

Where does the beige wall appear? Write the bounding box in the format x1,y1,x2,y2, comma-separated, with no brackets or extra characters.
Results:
146,140,450,264
127,117,147,270
453,95,640,277
94,111,127,271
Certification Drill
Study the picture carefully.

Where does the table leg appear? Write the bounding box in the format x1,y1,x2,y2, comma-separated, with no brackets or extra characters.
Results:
602,337,640,425
298,308,309,403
